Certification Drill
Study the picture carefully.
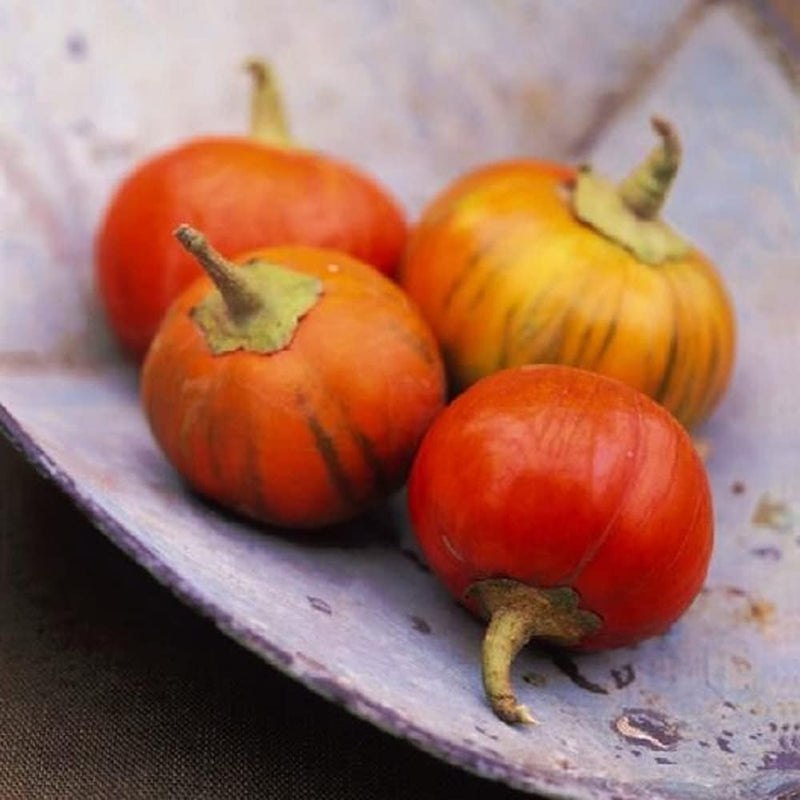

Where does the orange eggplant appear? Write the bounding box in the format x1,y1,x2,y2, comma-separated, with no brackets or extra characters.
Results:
141,226,445,529
98,61,407,359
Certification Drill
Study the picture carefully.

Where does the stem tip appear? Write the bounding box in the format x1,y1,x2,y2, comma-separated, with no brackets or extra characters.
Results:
492,696,538,726
650,115,681,166
617,114,682,220
243,58,272,88
174,224,206,256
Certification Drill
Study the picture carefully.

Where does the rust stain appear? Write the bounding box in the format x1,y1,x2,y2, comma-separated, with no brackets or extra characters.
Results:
307,596,332,615
612,708,683,751
706,585,777,634
610,664,636,690
760,731,800,771
410,615,431,634
717,734,735,753
744,598,776,629
752,494,796,532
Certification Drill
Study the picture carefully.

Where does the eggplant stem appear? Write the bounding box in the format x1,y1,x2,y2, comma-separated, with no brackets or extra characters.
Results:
618,116,681,220
482,605,541,724
570,116,689,264
174,224,262,322
244,58,292,147
467,579,602,725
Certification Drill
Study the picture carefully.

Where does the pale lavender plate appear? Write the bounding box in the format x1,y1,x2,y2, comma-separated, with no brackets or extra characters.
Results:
1,3,799,798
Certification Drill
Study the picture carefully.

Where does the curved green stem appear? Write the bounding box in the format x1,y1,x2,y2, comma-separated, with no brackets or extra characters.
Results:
618,116,681,219
570,116,689,265
467,580,601,725
244,58,292,147
481,605,540,724
174,225,322,357
175,224,262,322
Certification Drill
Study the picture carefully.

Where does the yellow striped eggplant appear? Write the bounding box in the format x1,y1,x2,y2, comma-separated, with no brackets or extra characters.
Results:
399,118,735,430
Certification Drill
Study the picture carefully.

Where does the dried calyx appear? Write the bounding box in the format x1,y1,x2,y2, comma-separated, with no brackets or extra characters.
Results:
571,116,689,265
466,579,601,725
174,224,322,356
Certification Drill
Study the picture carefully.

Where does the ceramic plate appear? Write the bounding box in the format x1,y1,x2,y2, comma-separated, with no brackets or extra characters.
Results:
2,4,798,798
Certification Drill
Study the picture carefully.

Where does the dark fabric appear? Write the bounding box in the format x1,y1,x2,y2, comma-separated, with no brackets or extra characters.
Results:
0,435,528,800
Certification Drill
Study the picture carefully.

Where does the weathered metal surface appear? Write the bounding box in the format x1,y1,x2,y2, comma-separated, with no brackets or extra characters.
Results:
1,3,799,798
1,0,696,362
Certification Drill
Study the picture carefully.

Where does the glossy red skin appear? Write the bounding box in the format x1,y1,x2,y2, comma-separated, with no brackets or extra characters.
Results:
407,365,713,650
96,137,408,359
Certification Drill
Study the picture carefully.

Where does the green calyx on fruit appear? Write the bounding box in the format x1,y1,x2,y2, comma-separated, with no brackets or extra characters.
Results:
466,579,602,725
571,116,690,265
175,224,322,356
244,58,292,147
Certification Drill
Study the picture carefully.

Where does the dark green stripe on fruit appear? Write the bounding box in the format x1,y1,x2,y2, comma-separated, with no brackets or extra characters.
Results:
351,427,391,494
305,411,357,507
440,225,518,314
654,328,679,405
591,317,617,368
496,302,522,370
246,437,270,519
654,276,680,404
